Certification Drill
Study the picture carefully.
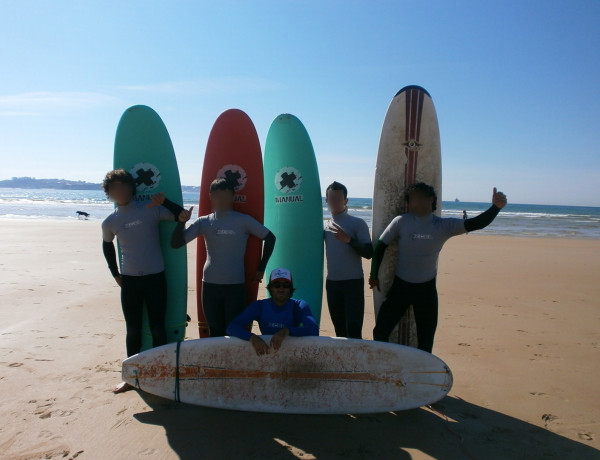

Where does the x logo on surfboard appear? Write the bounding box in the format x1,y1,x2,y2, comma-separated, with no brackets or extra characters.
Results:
130,162,161,193
275,166,303,194
216,164,248,192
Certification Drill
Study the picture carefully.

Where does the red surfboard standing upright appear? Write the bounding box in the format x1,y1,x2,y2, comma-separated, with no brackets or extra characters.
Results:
196,109,264,338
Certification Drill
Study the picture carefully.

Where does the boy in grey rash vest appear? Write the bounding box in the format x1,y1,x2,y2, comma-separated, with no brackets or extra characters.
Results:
323,181,373,338
369,182,507,353
171,178,276,337
101,169,184,393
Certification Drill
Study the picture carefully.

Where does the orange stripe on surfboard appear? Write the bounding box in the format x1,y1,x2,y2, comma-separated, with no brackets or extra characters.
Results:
129,364,410,386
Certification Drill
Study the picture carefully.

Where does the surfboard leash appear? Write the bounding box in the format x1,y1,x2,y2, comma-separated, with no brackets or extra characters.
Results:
133,369,141,390
425,403,480,460
174,340,182,403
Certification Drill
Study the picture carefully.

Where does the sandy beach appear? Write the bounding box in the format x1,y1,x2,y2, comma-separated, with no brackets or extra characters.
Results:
0,219,598,460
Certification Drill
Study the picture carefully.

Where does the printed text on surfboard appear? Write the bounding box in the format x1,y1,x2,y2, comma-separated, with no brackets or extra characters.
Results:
275,195,304,203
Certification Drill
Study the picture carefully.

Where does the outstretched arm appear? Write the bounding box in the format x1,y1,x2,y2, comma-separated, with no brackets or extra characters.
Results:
162,198,185,218
464,188,507,233
368,240,388,291
171,206,194,249
171,222,187,249
146,192,185,219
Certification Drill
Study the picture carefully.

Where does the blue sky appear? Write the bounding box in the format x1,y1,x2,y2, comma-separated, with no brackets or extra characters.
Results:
0,1,598,206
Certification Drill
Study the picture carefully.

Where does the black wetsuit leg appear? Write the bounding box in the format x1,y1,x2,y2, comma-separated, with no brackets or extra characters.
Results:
143,271,168,349
120,275,144,357
411,278,439,353
223,283,248,332
373,277,413,342
326,279,364,339
202,282,246,337
373,277,439,352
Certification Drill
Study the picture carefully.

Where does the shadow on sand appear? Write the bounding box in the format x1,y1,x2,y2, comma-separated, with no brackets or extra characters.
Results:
133,393,598,459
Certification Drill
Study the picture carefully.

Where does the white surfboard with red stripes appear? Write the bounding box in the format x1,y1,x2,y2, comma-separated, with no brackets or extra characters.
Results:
122,336,452,413
372,86,442,346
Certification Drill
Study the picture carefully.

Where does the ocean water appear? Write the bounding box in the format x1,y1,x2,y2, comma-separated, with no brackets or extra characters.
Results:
0,188,598,239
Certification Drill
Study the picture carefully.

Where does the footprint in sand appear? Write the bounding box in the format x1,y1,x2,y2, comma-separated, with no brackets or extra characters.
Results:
530,353,552,361
542,413,558,428
37,430,64,441
3,435,70,460
95,361,121,373
94,332,115,339
39,407,74,419
578,431,594,441
111,418,131,430
32,398,56,418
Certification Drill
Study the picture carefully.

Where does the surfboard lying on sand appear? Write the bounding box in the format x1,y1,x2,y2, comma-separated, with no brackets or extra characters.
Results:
121,336,453,414
114,105,187,350
196,109,264,337
263,114,324,323
372,86,442,347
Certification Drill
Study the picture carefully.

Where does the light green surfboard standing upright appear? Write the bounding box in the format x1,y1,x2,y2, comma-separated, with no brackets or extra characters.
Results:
263,114,324,324
113,105,187,351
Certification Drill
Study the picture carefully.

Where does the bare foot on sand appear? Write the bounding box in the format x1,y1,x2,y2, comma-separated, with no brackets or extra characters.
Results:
113,382,134,394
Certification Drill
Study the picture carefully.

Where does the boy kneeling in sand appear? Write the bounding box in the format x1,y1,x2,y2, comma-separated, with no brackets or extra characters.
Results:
101,169,184,393
227,268,319,355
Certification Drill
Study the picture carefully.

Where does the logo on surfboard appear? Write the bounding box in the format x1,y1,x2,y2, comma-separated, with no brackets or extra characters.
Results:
403,139,422,150
130,163,161,193
216,164,248,192
275,167,303,194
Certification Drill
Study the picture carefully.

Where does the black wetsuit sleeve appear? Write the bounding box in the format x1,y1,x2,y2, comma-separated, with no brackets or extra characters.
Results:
464,205,501,233
369,239,388,279
349,238,374,260
162,198,185,219
258,231,276,273
171,221,187,249
102,241,120,277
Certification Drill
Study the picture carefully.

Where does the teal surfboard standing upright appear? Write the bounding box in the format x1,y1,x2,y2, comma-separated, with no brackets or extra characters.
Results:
263,114,324,324
113,105,187,351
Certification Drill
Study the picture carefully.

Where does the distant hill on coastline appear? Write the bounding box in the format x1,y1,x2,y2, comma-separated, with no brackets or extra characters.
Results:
0,177,200,193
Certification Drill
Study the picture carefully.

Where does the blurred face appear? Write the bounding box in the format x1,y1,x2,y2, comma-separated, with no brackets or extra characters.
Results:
210,189,234,212
407,191,434,217
269,280,292,305
108,181,134,205
326,189,348,214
